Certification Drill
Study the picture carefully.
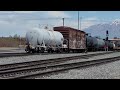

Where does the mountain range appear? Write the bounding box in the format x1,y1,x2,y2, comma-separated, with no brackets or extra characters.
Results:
83,20,120,39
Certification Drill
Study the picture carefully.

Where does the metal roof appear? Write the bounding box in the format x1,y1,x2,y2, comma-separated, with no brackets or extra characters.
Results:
54,26,85,33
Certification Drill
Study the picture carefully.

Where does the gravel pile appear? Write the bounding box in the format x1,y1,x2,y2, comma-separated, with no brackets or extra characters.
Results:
0,51,112,65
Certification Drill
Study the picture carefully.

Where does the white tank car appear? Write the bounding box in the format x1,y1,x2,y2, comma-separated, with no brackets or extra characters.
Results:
25,28,64,53
54,31,64,46
26,28,39,48
38,28,51,46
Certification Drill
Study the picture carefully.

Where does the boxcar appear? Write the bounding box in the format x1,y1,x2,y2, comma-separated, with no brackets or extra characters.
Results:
54,26,86,52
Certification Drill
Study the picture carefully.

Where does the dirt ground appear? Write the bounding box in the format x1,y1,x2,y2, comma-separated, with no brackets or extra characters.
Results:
0,37,26,47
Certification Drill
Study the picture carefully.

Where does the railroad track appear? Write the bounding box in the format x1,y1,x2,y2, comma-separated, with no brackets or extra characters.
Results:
0,51,115,71
0,51,116,58
0,51,118,79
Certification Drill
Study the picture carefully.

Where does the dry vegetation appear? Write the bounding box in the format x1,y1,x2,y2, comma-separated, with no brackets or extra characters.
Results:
0,37,26,47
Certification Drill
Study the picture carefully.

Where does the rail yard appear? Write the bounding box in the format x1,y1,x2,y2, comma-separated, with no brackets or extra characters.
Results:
0,48,120,79
0,25,120,79
1,11,120,79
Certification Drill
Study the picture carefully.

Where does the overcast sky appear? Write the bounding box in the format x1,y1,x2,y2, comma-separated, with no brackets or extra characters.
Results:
0,11,120,37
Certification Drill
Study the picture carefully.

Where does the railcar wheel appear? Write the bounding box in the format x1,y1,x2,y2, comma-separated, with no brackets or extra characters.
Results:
48,49,50,53
41,47,45,53
25,46,31,53
26,50,31,53
31,49,35,53
37,47,40,53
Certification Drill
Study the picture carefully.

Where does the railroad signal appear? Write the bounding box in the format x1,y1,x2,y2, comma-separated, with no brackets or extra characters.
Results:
106,30,109,41
106,37,108,41
106,30,109,36
106,30,108,34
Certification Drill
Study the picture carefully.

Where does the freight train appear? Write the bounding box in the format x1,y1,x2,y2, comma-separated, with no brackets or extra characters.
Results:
25,26,114,53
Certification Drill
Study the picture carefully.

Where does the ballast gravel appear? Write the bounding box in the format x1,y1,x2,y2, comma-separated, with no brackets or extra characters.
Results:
0,51,114,65
33,51,120,79
37,59,120,79
0,51,120,79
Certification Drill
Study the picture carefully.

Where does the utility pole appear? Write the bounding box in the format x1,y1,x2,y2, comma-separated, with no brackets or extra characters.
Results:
78,11,82,30
62,18,65,27
78,11,79,30
80,17,82,30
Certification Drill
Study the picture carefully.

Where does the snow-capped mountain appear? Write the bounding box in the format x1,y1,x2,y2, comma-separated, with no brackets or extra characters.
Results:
83,20,120,39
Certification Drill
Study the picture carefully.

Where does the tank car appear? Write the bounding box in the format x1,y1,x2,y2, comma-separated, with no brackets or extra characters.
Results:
25,28,64,53
105,41,114,51
96,38,105,50
86,36,105,51
86,36,97,51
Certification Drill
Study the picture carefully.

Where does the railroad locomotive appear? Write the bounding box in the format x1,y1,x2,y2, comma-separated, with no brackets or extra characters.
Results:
25,26,114,53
